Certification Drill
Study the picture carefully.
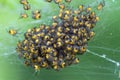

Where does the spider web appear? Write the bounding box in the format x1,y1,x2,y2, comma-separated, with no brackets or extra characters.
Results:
0,0,120,80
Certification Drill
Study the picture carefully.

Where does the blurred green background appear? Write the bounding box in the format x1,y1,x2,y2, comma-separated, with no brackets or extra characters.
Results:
0,0,120,80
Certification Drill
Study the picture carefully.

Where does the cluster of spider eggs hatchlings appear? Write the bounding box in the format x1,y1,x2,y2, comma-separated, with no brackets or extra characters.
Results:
16,0,99,71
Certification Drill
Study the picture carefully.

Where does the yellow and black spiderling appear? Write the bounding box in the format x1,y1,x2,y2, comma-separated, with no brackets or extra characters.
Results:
45,0,52,2
8,29,17,36
97,0,105,10
32,10,41,20
20,13,28,18
23,4,30,10
8,28,20,36
16,4,99,71
20,0,30,10
58,3,65,9
45,0,72,4
20,0,28,5
54,0,62,4
79,5,84,11
65,0,72,3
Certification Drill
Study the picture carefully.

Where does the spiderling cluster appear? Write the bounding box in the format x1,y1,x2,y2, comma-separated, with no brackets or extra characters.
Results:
16,3,99,71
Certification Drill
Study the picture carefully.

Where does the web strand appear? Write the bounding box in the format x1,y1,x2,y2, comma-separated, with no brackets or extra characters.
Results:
87,49,120,78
